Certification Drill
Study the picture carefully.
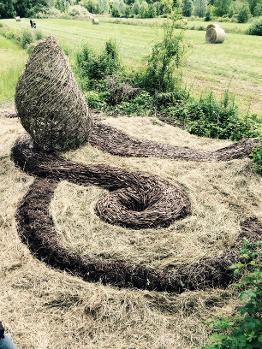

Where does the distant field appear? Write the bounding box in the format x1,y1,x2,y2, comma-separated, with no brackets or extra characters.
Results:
0,36,26,102
0,17,261,117
98,15,251,34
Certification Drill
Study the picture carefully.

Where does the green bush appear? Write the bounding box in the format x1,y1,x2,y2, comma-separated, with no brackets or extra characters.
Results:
110,91,153,115
252,146,262,176
202,240,262,349
67,4,89,17
193,0,208,17
75,40,121,89
2,29,17,40
19,29,34,49
237,4,251,23
138,15,186,95
27,41,38,55
35,30,44,40
99,40,121,76
254,2,262,16
205,5,213,21
164,91,259,141
214,0,232,17
85,90,107,109
182,0,193,17
248,19,262,36
248,0,261,16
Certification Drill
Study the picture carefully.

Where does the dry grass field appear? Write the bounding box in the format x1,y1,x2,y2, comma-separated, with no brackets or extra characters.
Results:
1,104,262,348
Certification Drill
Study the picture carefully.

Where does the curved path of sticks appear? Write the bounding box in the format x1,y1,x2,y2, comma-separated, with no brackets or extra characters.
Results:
89,122,260,161
11,121,262,293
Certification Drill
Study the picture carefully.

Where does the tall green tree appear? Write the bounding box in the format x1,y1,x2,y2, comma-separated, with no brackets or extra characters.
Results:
182,0,192,16
214,0,231,17
254,0,262,15
0,0,15,18
248,0,257,15
193,0,207,17
237,3,251,23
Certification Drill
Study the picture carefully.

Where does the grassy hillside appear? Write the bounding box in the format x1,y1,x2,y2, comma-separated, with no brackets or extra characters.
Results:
99,15,252,34
0,36,27,102
0,17,261,117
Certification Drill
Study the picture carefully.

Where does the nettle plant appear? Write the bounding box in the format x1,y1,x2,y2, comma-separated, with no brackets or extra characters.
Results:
203,240,262,349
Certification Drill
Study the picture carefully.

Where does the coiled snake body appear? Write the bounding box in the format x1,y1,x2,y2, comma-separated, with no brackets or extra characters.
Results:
12,122,262,293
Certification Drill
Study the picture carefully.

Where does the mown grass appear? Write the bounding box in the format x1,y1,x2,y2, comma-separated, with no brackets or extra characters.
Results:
0,17,261,116
98,15,252,34
0,35,27,104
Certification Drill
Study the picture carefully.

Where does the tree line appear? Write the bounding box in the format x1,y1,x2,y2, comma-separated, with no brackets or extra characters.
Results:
0,0,261,21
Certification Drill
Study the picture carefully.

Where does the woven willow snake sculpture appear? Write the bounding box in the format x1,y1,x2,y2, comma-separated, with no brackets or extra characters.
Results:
12,37,261,293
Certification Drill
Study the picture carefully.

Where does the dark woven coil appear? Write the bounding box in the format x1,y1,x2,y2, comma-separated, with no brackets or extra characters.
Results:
11,137,262,292
12,135,191,229
11,37,261,293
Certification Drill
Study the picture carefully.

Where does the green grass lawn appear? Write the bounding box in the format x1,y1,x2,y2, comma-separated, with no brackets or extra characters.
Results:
0,17,261,117
0,35,27,103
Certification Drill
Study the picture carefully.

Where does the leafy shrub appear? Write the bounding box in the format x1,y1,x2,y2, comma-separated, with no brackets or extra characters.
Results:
237,4,251,23
164,92,259,141
252,146,262,176
248,19,262,36
248,0,261,16
27,41,39,55
2,29,18,40
35,30,44,40
205,5,213,21
36,6,63,18
62,44,73,57
68,5,89,17
182,0,193,17
214,0,232,17
254,2,262,16
76,45,98,89
138,16,186,95
111,0,127,17
81,0,109,14
202,240,262,349
99,40,121,77
20,30,34,49
110,91,153,115
85,90,107,109
193,0,208,17
75,40,121,89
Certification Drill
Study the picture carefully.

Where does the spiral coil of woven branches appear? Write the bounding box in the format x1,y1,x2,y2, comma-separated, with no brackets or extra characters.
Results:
12,136,262,292
12,37,261,293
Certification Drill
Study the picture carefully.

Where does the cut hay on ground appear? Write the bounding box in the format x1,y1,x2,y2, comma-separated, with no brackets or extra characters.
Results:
14,174,262,292
11,114,261,292
1,112,262,348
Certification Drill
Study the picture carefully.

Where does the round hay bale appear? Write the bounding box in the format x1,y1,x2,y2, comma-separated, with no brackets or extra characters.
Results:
15,36,92,152
92,17,99,25
206,24,225,44
15,16,21,21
